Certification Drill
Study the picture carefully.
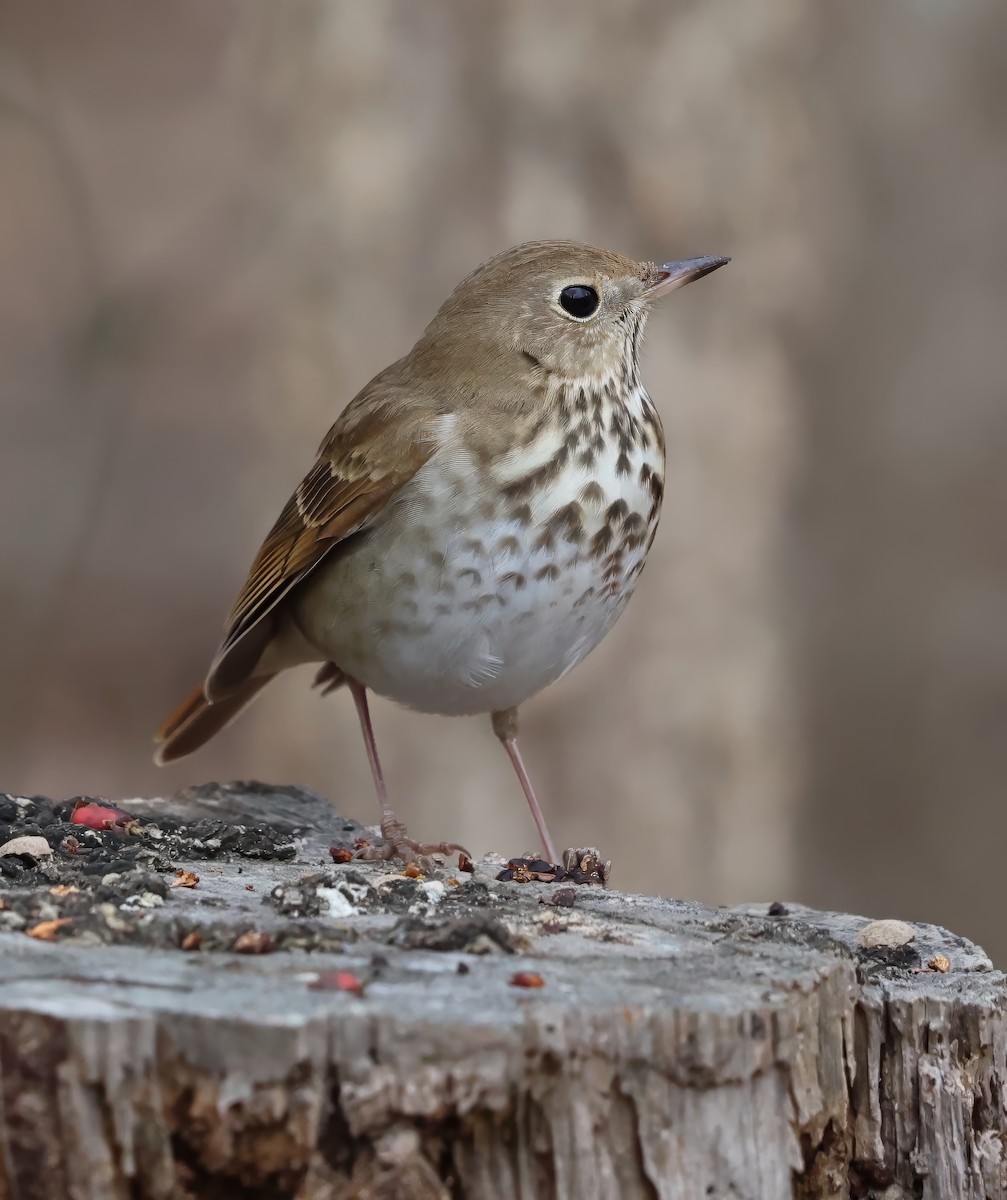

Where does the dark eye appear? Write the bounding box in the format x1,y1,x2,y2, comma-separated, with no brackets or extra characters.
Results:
559,284,599,319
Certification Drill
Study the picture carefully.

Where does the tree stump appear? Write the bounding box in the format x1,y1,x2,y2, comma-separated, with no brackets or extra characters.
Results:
0,784,1003,1199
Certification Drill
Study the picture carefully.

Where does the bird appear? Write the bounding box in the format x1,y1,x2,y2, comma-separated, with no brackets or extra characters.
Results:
154,240,729,867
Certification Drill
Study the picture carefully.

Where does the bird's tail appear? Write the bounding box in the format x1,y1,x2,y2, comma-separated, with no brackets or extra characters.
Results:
154,676,274,764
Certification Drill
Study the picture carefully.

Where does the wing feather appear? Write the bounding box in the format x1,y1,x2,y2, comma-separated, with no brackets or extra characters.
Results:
205,396,436,697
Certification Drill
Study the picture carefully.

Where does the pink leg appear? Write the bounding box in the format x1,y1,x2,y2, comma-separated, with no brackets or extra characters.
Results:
349,679,395,830
492,708,559,865
349,679,468,867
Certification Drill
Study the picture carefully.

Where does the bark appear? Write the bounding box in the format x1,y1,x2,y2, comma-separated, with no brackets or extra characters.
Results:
0,784,1004,1199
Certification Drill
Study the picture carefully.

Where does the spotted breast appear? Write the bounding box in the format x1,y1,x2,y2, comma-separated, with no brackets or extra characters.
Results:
289,373,665,717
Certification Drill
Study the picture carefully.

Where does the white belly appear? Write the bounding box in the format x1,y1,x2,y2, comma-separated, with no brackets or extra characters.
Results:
292,406,664,715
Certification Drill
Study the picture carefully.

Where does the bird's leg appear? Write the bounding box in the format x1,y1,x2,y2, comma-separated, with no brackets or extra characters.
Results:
491,707,559,866
348,678,468,869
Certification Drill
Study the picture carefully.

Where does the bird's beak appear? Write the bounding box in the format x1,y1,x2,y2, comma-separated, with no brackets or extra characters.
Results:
646,255,731,300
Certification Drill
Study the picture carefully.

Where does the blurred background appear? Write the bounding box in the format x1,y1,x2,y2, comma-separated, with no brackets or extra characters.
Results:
2,2,1005,956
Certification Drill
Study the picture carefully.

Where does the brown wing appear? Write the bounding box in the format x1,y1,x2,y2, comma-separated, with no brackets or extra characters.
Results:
205,397,437,698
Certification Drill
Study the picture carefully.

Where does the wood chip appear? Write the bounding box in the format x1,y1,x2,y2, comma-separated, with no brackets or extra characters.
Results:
0,835,53,860
308,970,366,996
857,919,916,949
27,918,73,941
509,971,545,989
232,930,275,955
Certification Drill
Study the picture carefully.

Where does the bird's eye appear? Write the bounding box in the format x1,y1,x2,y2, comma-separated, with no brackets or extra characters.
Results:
558,285,600,319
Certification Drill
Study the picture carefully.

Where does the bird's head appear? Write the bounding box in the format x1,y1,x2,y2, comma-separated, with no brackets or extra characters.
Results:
416,240,729,389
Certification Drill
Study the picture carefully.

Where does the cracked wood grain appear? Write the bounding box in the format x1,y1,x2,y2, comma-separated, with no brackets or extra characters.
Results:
0,784,1003,1199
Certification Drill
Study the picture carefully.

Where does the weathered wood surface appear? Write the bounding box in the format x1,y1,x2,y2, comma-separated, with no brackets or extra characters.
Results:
0,785,1004,1200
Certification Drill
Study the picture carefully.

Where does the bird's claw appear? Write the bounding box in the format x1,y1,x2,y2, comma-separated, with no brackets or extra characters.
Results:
354,816,469,874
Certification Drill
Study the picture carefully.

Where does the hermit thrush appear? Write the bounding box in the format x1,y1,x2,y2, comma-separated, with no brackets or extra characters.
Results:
155,241,729,866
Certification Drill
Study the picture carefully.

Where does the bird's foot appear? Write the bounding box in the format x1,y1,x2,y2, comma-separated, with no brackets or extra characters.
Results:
355,813,469,874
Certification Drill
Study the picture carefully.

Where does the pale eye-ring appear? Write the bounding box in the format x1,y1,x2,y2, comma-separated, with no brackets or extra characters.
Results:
558,284,600,319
